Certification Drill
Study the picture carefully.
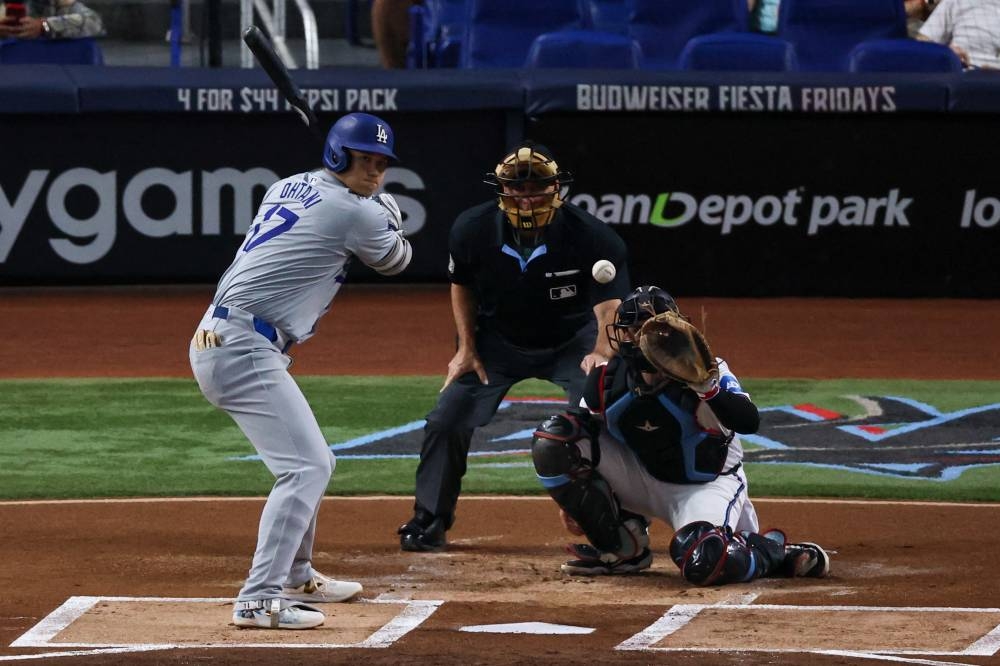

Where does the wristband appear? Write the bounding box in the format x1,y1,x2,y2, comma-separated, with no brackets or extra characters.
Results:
40,18,51,37
696,384,721,401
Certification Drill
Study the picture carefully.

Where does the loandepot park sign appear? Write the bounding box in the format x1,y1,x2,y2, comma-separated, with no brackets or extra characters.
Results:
231,396,1000,481
562,187,1000,236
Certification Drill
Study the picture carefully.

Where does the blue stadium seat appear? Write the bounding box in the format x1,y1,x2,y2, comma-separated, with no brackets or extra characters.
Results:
778,0,907,72
407,0,468,68
526,29,642,68
586,0,635,34
429,0,469,67
679,32,798,71
0,38,103,65
626,0,749,70
460,0,589,68
848,38,963,73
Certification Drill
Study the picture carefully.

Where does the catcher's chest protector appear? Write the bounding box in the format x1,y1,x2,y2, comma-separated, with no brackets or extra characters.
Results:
601,363,731,484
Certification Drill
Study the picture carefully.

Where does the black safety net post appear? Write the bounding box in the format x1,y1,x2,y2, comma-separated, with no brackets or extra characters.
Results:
207,0,222,67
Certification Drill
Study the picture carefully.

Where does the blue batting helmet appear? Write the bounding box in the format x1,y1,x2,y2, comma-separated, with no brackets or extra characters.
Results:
322,113,398,173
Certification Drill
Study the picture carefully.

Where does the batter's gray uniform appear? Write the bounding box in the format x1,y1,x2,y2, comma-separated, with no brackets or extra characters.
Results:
190,168,410,603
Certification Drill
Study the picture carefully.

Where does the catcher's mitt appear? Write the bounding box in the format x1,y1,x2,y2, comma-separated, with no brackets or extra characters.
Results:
636,311,717,387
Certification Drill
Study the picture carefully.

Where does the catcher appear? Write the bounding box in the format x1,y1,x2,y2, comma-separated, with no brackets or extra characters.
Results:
531,285,831,585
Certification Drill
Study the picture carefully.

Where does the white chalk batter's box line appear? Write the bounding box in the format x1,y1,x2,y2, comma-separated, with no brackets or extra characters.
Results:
6,599,1000,664
7,596,442,656
616,603,1000,660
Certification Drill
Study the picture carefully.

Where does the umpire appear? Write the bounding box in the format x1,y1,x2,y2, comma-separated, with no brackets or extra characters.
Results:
399,141,631,552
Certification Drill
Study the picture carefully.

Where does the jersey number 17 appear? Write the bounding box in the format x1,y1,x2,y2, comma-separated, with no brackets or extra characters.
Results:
243,204,300,252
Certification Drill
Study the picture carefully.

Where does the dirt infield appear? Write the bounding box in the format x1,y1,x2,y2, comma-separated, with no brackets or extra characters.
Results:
3,285,999,379
2,286,1000,665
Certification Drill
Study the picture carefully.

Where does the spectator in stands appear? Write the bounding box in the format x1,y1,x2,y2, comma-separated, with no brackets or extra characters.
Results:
748,0,938,37
905,0,937,36
0,0,104,39
372,0,415,68
749,0,779,34
917,0,1000,69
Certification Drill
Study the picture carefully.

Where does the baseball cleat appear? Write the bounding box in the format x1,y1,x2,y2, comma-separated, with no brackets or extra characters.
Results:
785,542,830,578
232,598,325,629
283,571,362,603
400,530,447,552
398,514,448,552
561,544,653,576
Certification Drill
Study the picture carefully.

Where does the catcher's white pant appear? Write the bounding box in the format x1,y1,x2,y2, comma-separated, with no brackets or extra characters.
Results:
574,434,759,535
190,305,335,601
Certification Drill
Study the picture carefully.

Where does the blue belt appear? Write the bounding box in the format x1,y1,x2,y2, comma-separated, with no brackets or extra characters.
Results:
212,305,290,350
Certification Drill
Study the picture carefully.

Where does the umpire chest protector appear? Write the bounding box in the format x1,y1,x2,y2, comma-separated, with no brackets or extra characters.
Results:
595,358,732,484
451,203,616,348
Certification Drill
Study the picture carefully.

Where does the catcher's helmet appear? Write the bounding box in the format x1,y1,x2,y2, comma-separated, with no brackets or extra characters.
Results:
323,112,398,173
483,141,573,241
609,285,679,372
614,285,678,328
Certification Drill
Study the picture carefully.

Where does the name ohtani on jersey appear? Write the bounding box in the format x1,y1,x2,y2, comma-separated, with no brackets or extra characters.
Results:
280,180,322,209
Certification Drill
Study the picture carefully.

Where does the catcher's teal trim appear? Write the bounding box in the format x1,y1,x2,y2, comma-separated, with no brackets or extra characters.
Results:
537,473,571,489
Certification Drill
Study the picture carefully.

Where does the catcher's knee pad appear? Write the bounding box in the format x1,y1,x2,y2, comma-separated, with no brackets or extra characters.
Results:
531,417,586,478
669,521,759,586
532,408,604,477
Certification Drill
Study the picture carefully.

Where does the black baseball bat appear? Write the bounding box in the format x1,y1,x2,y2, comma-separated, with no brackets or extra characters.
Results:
242,25,323,141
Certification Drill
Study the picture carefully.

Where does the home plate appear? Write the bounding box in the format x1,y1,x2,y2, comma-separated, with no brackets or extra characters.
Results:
460,622,594,635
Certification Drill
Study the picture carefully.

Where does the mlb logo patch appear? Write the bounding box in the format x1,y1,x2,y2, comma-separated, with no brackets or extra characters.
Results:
550,285,577,300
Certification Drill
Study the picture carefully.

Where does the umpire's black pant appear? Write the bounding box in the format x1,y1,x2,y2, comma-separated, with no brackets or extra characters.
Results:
413,321,596,526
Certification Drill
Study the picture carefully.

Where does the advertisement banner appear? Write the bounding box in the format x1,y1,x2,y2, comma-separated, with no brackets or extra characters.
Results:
0,112,507,285
532,113,999,297
523,70,953,115
3,108,997,296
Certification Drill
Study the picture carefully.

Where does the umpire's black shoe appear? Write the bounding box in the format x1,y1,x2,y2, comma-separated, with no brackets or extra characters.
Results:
398,514,447,552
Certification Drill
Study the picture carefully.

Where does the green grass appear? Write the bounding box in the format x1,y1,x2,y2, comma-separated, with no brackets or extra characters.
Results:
0,376,998,501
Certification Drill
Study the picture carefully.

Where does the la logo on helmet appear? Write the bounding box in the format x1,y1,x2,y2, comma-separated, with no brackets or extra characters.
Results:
376,124,389,144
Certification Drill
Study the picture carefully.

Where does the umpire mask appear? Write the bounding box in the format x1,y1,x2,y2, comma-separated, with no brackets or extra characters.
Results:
484,142,573,243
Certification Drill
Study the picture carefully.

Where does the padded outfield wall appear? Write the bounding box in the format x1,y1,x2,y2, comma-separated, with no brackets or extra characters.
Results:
0,66,997,296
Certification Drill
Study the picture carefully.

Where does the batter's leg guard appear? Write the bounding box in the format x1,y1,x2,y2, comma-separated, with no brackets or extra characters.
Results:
532,411,646,560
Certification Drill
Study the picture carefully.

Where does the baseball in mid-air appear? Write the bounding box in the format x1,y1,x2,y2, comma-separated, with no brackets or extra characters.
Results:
591,259,616,284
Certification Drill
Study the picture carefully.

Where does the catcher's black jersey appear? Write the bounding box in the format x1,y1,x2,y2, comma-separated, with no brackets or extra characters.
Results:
447,201,629,349
582,357,758,484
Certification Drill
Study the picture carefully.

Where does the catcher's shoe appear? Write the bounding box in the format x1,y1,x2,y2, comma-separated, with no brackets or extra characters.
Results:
785,542,830,578
283,571,362,603
561,544,653,576
232,599,325,630
398,514,448,552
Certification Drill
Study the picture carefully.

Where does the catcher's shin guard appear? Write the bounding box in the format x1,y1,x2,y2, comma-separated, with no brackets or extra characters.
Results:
669,522,826,586
532,412,645,559
669,522,788,586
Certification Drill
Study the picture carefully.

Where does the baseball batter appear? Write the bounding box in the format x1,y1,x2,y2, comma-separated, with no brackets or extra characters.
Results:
398,142,631,552
189,112,411,629
531,286,831,584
